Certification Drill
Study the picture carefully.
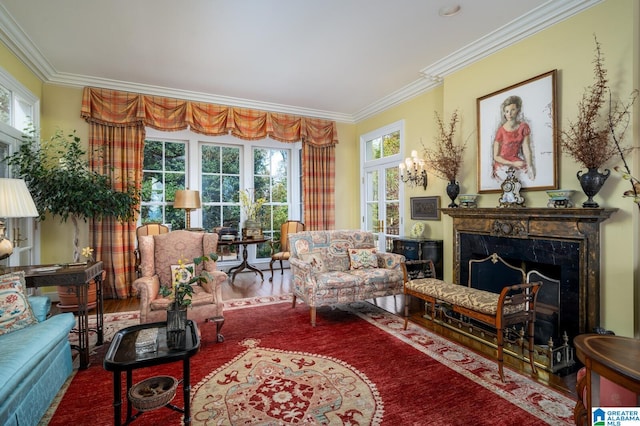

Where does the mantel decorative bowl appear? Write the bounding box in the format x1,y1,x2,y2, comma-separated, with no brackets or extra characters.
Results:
546,189,576,208
458,194,479,208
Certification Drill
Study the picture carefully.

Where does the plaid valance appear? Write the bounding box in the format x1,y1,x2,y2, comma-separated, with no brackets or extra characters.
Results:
81,87,338,147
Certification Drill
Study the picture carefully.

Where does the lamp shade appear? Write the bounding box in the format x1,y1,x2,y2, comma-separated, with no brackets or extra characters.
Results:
0,178,39,218
174,189,201,210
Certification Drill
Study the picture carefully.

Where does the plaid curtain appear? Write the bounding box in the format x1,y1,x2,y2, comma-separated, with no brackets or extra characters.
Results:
302,143,335,230
81,87,337,296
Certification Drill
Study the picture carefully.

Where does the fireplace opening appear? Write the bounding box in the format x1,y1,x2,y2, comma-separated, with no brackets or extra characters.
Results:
459,233,580,350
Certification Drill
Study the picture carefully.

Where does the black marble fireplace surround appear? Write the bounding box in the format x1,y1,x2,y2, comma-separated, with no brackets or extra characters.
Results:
442,207,616,350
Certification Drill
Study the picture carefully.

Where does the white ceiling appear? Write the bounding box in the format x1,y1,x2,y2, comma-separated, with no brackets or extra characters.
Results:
0,0,600,122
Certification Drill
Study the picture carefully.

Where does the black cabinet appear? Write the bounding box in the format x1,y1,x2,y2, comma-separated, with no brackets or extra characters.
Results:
392,238,443,279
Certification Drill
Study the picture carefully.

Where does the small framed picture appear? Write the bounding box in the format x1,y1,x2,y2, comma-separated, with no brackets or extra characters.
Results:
410,196,441,221
477,70,558,193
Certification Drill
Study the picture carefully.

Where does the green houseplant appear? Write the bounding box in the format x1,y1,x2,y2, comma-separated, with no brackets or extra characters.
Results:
5,127,139,262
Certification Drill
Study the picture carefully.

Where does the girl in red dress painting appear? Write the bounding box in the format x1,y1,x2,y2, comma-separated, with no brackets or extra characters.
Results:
492,95,535,180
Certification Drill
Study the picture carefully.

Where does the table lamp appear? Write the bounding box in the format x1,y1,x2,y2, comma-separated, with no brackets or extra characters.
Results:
0,178,39,260
174,189,201,230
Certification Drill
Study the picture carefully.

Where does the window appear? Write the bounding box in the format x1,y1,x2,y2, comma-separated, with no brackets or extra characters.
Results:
0,66,40,266
141,129,301,263
360,121,403,252
141,139,187,229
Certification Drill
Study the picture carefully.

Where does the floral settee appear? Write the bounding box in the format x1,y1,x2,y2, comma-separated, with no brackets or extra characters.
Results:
288,230,405,326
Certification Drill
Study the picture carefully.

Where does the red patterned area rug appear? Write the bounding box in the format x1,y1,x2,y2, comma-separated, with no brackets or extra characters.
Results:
44,296,575,425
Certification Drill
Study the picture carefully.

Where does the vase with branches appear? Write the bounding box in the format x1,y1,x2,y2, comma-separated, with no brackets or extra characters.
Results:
560,36,638,207
423,109,466,207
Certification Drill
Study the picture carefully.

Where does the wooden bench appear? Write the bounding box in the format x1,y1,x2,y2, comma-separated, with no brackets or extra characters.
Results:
402,258,541,382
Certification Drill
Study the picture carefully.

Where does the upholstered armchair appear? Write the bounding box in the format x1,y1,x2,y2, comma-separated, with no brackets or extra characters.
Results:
133,230,227,342
134,223,169,277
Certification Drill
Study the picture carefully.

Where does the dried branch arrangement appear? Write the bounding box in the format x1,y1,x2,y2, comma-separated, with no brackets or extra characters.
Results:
423,109,466,182
560,36,637,170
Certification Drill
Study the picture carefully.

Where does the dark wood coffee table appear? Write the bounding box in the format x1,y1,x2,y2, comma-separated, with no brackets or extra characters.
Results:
103,320,200,425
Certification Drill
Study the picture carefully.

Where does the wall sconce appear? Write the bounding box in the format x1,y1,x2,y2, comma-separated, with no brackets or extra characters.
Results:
0,178,39,260
399,150,428,190
174,189,201,230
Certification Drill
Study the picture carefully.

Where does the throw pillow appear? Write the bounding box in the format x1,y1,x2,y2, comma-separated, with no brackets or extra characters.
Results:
0,271,38,336
348,248,378,270
171,262,196,286
299,252,328,273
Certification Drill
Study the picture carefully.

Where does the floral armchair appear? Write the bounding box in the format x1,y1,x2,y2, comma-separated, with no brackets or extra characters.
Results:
133,230,227,342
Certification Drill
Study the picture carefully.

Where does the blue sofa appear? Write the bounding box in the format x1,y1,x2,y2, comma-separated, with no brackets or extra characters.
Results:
0,295,76,426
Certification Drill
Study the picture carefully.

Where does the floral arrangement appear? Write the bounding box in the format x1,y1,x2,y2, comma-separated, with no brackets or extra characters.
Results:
159,253,218,309
423,109,466,182
81,246,94,263
239,188,266,221
560,36,637,170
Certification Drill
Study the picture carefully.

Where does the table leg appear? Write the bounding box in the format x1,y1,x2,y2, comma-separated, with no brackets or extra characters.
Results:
95,272,104,346
113,371,122,426
183,358,192,425
76,282,90,369
227,243,264,282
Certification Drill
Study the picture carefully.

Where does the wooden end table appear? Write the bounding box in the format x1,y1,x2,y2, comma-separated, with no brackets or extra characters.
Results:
574,334,640,415
217,237,269,283
103,320,201,425
10,261,104,370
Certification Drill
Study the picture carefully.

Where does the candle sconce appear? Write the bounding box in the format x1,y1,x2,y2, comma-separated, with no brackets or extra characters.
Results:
399,150,428,190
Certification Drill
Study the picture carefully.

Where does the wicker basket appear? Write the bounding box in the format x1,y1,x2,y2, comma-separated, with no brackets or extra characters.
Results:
128,376,178,412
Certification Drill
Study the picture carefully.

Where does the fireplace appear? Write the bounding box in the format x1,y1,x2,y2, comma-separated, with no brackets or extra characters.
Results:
441,207,616,372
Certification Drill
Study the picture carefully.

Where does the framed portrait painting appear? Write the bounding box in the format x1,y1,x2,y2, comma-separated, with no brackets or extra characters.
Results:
476,70,558,193
410,196,440,221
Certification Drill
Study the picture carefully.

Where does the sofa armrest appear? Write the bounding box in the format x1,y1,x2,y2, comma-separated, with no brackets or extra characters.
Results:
28,296,51,322
289,257,316,285
377,252,405,269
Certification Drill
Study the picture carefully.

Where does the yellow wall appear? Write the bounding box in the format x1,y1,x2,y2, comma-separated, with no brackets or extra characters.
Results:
358,0,638,336
0,43,41,99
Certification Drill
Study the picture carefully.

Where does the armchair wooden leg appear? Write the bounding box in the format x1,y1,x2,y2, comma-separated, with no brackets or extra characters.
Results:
310,307,316,327
207,316,225,343
292,295,297,308
269,260,275,282
279,260,284,275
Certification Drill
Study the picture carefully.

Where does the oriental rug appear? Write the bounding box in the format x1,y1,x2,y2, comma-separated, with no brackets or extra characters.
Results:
44,295,576,425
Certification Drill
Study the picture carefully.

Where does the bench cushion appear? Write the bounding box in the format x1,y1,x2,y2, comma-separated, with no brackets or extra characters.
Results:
406,278,524,316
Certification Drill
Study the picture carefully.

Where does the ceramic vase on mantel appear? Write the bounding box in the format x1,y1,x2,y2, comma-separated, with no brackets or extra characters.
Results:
446,180,460,208
577,167,610,208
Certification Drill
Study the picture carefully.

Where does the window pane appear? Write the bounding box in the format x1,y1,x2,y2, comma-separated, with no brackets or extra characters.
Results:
222,147,240,174
14,97,32,131
202,175,221,202
0,85,10,125
385,166,399,200
142,172,163,202
143,140,163,170
222,175,240,202
382,131,400,157
165,173,185,202
201,145,220,173
165,142,186,172
366,137,381,161
254,148,269,175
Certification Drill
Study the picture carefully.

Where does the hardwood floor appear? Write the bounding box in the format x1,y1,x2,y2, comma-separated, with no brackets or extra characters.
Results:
102,267,295,314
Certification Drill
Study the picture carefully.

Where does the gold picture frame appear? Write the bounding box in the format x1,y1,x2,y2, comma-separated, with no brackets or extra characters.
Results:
476,70,558,193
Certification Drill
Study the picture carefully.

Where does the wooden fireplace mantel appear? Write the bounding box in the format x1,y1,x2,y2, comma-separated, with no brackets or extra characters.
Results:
441,207,617,335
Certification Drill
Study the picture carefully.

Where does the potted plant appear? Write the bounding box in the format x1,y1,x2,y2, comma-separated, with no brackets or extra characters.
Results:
560,36,637,208
160,253,218,334
423,109,466,207
4,126,139,308
238,188,266,238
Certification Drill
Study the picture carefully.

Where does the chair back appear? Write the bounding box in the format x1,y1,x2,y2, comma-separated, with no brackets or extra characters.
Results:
136,223,170,240
280,220,305,251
